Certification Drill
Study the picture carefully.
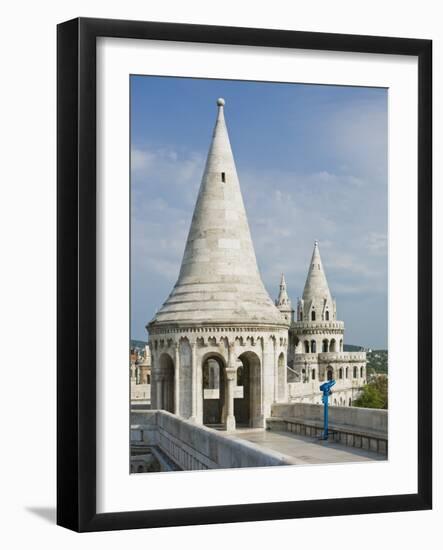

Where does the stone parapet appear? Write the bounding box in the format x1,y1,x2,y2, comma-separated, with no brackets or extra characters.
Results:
131,410,295,470
269,402,387,455
318,351,366,362
291,320,344,332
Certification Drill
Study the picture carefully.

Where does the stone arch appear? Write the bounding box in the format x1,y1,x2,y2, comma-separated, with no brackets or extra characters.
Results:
339,367,343,379
322,339,329,353
277,352,286,401
294,336,300,352
237,351,262,428
340,339,343,352
327,366,334,381
158,352,175,413
360,366,364,378
202,353,226,426
353,366,358,378
330,339,337,352
304,340,310,353
310,340,317,353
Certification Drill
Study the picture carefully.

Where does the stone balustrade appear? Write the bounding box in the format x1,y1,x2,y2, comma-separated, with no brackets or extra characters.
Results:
269,402,387,455
131,410,294,470
293,351,366,363
292,320,345,331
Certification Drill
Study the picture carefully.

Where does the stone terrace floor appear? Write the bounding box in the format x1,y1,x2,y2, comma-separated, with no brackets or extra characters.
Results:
229,429,385,465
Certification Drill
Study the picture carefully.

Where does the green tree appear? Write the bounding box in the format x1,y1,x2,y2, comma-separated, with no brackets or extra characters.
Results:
353,375,388,409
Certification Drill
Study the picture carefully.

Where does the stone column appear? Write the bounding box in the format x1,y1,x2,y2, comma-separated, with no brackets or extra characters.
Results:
195,344,203,424
262,337,274,419
190,342,198,422
174,343,180,416
225,367,237,431
156,377,163,410
273,339,279,403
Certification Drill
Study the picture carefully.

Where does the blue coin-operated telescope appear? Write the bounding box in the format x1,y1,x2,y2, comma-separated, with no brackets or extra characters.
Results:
319,379,336,440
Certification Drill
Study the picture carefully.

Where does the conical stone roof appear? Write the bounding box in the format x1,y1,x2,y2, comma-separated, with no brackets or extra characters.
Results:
276,273,291,307
150,99,284,328
300,241,334,319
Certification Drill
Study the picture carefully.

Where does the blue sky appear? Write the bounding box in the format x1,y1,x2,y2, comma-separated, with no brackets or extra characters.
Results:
131,76,388,349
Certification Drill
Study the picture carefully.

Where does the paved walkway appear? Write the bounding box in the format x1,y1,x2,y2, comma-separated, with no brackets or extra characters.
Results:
230,429,384,465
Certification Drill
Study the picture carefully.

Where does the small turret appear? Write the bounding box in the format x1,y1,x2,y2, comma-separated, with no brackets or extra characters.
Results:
275,273,293,324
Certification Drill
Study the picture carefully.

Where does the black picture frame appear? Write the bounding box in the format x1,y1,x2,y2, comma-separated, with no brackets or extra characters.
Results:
57,17,432,532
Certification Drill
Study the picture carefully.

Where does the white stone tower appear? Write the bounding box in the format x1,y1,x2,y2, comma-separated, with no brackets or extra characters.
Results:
147,99,288,430
288,241,366,405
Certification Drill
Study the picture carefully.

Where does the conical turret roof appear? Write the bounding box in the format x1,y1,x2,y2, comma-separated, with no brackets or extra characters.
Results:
302,241,333,304
276,273,291,307
150,99,284,328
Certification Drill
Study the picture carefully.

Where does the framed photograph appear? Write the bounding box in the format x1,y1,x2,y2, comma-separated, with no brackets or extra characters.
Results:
57,17,432,532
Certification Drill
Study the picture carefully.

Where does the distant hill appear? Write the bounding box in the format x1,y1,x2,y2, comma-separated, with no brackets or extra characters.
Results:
131,339,147,350
366,349,388,374
344,344,367,352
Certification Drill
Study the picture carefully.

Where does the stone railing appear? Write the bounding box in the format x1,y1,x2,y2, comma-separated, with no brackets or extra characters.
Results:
291,320,344,331
317,352,366,362
131,410,294,470
292,352,366,364
269,402,387,455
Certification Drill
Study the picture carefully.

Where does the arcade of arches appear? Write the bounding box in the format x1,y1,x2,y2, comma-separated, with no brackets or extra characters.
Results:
149,333,288,431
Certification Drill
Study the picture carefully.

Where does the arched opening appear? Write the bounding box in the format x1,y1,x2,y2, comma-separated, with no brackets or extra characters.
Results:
322,339,329,353
330,339,336,352
310,340,317,353
353,366,358,378
345,366,349,379
311,310,316,321
327,367,333,381
158,353,175,413
236,351,262,428
294,337,300,352
340,339,343,352
202,355,225,426
311,368,316,380
304,340,310,353
325,310,330,321
339,367,343,379
360,366,364,378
